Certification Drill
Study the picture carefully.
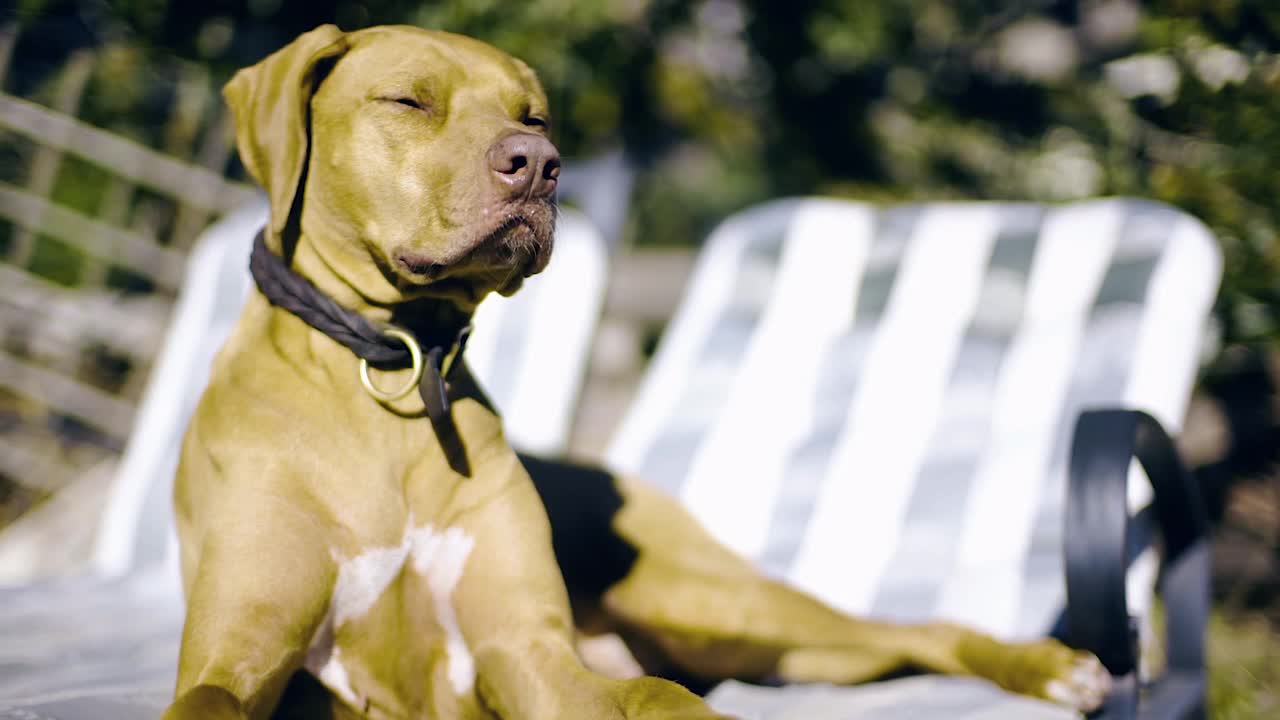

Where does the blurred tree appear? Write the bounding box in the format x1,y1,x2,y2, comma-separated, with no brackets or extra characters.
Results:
4,0,1278,353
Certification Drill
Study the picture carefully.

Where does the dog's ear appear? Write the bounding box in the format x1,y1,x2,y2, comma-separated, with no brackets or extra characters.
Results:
223,24,349,256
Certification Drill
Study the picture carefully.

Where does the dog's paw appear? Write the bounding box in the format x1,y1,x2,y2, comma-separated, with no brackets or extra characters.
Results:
962,635,1112,713
613,676,738,719
162,685,246,720
1043,652,1112,713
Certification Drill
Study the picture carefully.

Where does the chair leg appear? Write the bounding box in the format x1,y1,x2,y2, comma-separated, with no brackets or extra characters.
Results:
1093,673,1138,720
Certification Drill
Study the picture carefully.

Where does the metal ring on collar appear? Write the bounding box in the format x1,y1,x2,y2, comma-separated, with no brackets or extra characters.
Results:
359,327,423,403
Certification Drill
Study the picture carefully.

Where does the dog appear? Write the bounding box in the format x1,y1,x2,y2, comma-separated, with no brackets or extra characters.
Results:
164,24,1112,720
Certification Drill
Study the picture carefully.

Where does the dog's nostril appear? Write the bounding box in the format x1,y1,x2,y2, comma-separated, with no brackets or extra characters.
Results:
499,155,528,175
543,158,561,181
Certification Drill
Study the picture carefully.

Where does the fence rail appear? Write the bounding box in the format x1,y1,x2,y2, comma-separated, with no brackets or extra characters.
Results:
0,182,189,288
0,94,257,216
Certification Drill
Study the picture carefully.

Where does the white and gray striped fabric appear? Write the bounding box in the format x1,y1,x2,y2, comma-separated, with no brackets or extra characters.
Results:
607,197,1220,644
0,199,608,715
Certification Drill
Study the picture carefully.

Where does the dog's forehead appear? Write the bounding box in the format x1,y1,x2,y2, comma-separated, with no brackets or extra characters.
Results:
342,26,543,100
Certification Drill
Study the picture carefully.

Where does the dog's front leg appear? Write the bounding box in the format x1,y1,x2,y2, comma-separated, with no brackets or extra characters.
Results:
446,453,611,719
451,452,728,720
164,490,337,720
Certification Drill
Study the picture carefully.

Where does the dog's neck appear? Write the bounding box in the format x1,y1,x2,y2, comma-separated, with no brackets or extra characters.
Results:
286,220,474,341
289,226,401,321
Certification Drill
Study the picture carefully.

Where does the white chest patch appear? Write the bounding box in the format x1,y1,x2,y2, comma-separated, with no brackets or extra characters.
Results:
304,520,478,701
409,525,477,695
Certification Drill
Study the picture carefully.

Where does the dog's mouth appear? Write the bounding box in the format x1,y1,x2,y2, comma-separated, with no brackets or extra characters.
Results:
394,200,556,302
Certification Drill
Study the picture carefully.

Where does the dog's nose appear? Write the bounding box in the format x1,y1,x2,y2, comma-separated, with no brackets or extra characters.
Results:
488,133,560,199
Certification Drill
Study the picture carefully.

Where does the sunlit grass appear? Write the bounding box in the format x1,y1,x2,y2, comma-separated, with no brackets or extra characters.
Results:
1208,611,1280,719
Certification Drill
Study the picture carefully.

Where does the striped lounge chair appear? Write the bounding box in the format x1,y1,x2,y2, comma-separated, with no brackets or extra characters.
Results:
0,197,608,718
600,198,1219,719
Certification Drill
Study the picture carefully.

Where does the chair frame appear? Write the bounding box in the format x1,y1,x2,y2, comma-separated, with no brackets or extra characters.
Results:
1066,409,1211,719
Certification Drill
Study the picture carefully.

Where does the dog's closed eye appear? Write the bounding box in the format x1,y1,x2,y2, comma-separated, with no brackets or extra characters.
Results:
520,109,549,130
380,95,432,114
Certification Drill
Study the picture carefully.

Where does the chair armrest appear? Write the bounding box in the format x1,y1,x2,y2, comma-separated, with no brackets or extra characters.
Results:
1065,409,1212,718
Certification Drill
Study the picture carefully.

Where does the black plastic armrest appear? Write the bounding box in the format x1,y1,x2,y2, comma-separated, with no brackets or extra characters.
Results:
1064,409,1212,714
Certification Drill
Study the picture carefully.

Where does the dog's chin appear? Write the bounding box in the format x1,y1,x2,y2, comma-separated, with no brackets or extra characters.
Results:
476,201,556,278
393,201,556,305
405,276,487,307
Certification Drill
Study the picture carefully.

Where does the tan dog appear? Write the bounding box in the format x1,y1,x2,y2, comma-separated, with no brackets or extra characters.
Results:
165,24,1111,720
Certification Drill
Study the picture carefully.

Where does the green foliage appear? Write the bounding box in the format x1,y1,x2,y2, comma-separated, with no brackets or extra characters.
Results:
28,235,83,286
9,0,1278,350
401,0,1280,352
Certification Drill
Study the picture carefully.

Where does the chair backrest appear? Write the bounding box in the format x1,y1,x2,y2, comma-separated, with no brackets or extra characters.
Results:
606,197,1221,641
92,199,607,577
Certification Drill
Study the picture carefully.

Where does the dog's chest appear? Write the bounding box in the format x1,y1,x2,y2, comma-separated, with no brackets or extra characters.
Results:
304,519,481,716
